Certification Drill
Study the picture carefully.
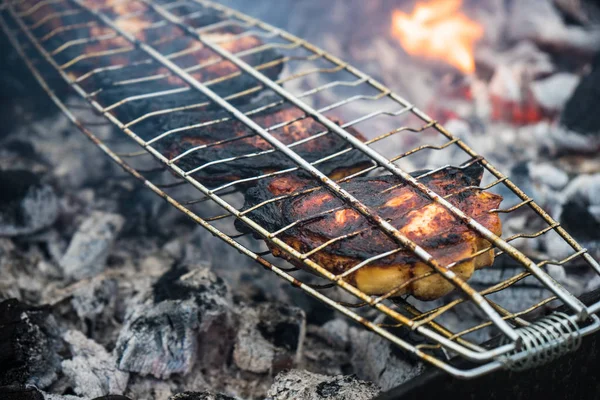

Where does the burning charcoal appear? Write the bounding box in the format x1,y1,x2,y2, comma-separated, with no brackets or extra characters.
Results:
233,303,306,374
168,393,237,400
266,370,380,400
61,330,129,398
0,170,58,237
0,299,63,389
349,327,423,391
59,212,125,281
115,265,232,379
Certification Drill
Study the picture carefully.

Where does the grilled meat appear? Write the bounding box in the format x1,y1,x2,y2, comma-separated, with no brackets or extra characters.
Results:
17,0,282,121
239,164,502,300
17,0,501,301
152,97,374,186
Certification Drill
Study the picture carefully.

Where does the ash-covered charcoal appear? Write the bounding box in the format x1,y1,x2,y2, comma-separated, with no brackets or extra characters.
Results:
301,320,351,376
168,393,237,400
233,302,306,374
266,370,380,400
115,265,233,379
61,330,129,398
0,170,58,237
546,173,600,263
560,52,600,142
349,327,423,392
152,98,373,188
125,375,175,400
59,211,125,281
43,273,121,349
0,299,64,389
507,0,600,54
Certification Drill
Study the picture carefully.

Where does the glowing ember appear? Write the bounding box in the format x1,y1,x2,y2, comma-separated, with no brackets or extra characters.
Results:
391,0,484,74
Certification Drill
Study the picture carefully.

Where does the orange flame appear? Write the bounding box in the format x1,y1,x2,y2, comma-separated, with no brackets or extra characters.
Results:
391,0,484,74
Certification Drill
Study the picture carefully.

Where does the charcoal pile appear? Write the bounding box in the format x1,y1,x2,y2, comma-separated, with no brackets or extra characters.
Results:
2,0,600,398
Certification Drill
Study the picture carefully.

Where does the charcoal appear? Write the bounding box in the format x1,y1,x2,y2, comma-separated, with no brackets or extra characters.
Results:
168,393,237,400
0,170,58,237
69,277,119,330
507,0,600,54
0,385,44,400
266,370,380,400
59,211,125,281
0,299,63,389
302,322,351,376
233,302,306,374
554,0,600,25
125,375,175,400
115,265,232,378
0,387,96,400
61,330,129,398
0,139,49,175
348,327,423,392
561,52,600,137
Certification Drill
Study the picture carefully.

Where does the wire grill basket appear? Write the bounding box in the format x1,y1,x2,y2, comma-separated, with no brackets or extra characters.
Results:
2,0,600,378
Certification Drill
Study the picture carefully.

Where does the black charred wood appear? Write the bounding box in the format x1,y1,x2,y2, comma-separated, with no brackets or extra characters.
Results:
561,51,600,136
0,299,64,389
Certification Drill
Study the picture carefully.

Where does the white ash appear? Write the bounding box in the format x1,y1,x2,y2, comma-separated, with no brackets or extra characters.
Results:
530,73,580,111
233,303,306,374
126,375,176,400
61,330,129,398
43,393,89,400
349,327,423,392
59,211,125,281
169,393,238,400
266,369,380,400
115,265,233,379
318,318,351,349
301,320,351,376
16,107,117,189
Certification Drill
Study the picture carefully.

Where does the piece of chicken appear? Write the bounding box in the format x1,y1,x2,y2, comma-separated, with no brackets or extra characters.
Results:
240,164,502,300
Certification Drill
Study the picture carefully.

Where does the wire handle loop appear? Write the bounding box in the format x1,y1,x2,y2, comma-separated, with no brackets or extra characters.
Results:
501,312,581,371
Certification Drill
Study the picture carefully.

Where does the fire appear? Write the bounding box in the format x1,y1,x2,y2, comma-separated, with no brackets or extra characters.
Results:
391,0,484,74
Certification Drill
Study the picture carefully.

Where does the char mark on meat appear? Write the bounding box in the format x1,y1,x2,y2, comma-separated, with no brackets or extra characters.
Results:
238,163,502,300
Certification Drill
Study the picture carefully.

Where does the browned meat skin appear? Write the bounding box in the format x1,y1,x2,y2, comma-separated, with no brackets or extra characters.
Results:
240,164,503,300
154,98,374,187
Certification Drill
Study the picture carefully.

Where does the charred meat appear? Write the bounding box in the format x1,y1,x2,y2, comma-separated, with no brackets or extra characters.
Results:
240,164,502,300
17,0,283,121
152,98,374,187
